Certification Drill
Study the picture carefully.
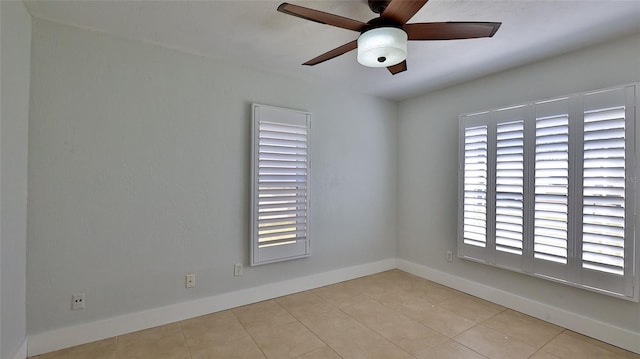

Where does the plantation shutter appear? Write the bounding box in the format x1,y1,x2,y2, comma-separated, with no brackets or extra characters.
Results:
251,104,311,266
458,83,637,300
580,86,635,296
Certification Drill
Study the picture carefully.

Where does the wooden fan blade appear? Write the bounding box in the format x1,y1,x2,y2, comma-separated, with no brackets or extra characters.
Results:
303,40,358,66
387,60,407,75
278,3,368,32
405,22,501,40
381,0,429,25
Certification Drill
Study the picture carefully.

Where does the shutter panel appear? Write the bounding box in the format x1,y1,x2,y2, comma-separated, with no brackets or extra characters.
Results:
251,105,311,266
463,125,489,248
495,120,524,255
581,91,626,276
534,100,570,266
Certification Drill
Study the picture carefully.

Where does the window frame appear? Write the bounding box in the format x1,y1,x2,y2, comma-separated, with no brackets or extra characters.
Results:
457,84,638,301
251,103,311,266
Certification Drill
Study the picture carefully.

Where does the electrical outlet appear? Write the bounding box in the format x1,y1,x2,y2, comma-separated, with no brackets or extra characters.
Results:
446,250,453,263
234,263,243,276
186,273,196,288
72,293,85,310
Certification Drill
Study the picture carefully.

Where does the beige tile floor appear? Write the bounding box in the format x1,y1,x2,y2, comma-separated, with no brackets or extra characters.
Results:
31,270,640,359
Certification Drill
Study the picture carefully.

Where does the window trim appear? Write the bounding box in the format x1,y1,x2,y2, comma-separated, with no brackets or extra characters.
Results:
251,103,311,266
457,84,639,301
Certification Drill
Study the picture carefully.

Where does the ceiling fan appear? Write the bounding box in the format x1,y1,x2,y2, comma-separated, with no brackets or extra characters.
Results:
277,0,501,75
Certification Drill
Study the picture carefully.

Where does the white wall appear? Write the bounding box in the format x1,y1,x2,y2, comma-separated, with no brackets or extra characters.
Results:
27,18,397,336
398,32,640,338
0,1,31,358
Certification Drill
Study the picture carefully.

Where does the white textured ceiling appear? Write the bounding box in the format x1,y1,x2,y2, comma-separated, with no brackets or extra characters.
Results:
24,0,640,100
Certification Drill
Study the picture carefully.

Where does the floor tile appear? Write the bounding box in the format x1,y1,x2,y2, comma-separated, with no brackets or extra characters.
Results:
388,298,476,337
296,308,371,339
404,282,461,304
342,297,448,356
276,290,335,318
416,340,487,359
181,310,249,351
311,282,367,308
232,299,297,331
454,324,537,359
298,308,413,359
377,287,435,309
541,331,640,359
293,346,342,359
481,309,563,348
248,321,326,358
32,338,116,359
437,293,506,322
189,336,266,359
343,270,418,298
116,323,190,359
561,331,640,358
529,350,563,359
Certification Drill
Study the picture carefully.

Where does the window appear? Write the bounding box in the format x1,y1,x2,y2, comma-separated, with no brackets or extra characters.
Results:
458,84,638,300
251,104,311,266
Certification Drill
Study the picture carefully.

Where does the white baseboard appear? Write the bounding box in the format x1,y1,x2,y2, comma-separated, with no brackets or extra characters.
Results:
397,259,640,354
27,258,396,357
12,339,28,359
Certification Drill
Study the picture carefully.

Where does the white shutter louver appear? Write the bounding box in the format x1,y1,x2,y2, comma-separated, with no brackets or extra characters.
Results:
495,121,524,255
582,103,626,276
251,104,311,266
463,125,488,248
258,122,308,247
534,109,569,264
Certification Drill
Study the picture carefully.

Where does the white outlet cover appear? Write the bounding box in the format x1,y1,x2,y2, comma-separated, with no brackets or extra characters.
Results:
234,263,243,276
72,293,85,310
186,274,196,288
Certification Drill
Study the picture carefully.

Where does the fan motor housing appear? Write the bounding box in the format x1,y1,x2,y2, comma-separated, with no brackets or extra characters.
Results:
363,17,403,33
368,0,391,14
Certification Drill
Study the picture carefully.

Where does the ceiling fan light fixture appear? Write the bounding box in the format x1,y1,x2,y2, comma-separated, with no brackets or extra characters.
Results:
357,27,407,68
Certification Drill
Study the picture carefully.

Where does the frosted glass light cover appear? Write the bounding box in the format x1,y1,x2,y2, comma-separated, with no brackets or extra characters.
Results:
357,27,408,68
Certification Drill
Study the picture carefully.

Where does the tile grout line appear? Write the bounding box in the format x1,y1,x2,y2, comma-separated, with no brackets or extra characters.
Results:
450,322,482,354
178,321,193,359
113,335,119,359
335,303,418,358
230,305,270,359
525,328,566,358
274,295,345,359
331,276,448,358
333,279,419,358
343,274,470,357
449,337,491,359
